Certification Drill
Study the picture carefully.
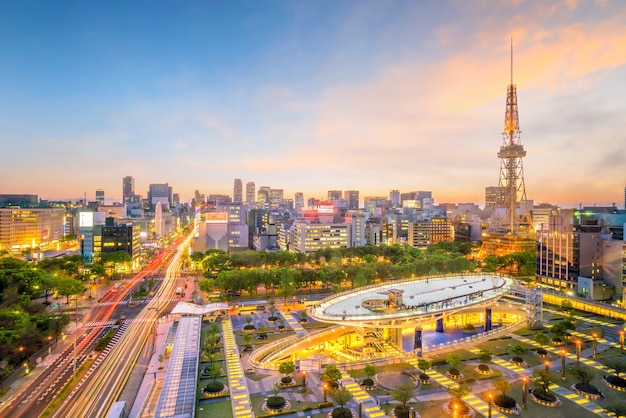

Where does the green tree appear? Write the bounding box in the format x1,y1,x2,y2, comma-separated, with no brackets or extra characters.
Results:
534,332,549,348
417,359,431,374
446,353,462,372
55,276,85,304
278,361,296,379
330,387,352,407
604,401,626,418
390,382,415,407
532,368,554,394
364,364,376,378
570,365,596,386
207,363,223,383
508,344,527,356
198,278,215,293
322,364,343,384
477,349,492,364
447,384,471,409
492,377,510,397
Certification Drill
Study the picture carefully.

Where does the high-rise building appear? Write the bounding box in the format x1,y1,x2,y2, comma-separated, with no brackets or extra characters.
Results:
233,178,243,203
217,202,249,250
485,186,506,208
480,48,534,257
328,190,342,201
123,176,135,204
294,193,304,214
344,190,359,210
95,189,105,205
269,189,284,208
246,182,256,204
389,190,401,206
148,183,173,210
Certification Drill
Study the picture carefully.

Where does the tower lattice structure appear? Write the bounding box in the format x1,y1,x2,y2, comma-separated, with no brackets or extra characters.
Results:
480,48,534,257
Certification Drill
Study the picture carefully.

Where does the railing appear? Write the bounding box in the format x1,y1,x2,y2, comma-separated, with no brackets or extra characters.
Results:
422,318,525,353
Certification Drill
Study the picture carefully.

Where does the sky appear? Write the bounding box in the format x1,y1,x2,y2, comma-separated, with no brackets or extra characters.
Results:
1,0,625,208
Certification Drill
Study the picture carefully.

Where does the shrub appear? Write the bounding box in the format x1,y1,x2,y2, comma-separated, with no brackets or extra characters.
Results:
448,368,460,376
331,407,352,418
393,405,410,418
533,390,556,402
205,381,225,393
243,324,256,330
419,373,430,380
536,348,548,356
281,376,293,384
575,383,600,395
494,395,516,409
267,396,286,409
606,375,626,388
268,316,279,322
511,356,524,364
317,401,334,409
478,364,490,372
362,378,374,387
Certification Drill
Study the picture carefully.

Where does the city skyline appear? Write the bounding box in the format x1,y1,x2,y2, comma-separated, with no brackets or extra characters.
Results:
1,1,625,207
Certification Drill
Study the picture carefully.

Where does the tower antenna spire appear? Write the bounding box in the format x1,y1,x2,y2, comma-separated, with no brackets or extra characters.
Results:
510,38,513,84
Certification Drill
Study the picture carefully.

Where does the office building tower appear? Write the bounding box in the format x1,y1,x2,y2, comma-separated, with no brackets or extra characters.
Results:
246,182,256,204
390,190,401,206
122,176,135,204
328,190,342,201
0,207,66,251
480,47,534,257
344,190,359,210
95,189,105,205
295,193,304,214
485,186,506,208
233,178,243,203
148,183,173,210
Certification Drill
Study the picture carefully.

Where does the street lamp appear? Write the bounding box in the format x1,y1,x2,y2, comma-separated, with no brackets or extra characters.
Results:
302,370,307,390
521,376,527,409
544,360,550,371
576,340,582,365
620,330,624,354
323,383,328,402
592,333,598,358
453,403,458,418
487,393,493,418
560,349,566,381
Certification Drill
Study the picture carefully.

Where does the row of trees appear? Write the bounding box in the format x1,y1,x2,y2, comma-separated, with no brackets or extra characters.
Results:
195,243,477,299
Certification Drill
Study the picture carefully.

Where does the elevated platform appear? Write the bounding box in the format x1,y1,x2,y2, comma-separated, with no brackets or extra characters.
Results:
307,273,515,328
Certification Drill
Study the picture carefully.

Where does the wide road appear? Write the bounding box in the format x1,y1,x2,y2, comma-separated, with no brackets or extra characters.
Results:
0,238,184,418
50,230,194,418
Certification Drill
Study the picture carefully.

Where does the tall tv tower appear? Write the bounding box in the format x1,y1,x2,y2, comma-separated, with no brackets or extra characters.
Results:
480,42,534,257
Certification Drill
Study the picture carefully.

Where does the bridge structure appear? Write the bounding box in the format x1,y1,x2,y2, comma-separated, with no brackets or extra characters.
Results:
307,273,516,350
250,274,544,370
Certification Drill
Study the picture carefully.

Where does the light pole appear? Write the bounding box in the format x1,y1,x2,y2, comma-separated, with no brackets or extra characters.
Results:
544,360,550,371
592,333,598,358
323,383,328,402
302,370,307,390
521,376,527,409
560,349,566,381
576,340,582,365
487,393,493,418
453,403,458,418
620,330,624,354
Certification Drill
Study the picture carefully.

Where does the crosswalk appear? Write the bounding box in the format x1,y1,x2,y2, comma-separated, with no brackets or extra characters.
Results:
339,371,385,418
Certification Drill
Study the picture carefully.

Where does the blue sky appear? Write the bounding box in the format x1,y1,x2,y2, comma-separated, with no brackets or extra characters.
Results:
1,0,625,207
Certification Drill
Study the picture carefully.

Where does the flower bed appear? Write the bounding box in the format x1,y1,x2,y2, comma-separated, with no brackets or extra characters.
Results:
535,349,550,359
361,378,376,390
263,396,291,413
390,406,421,418
493,395,520,415
443,401,474,417
327,407,354,418
203,382,229,397
446,369,464,380
474,364,492,375
418,373,431,385
571,383,603,400
510,357,526,367
529,389,561,407
603,375,626,392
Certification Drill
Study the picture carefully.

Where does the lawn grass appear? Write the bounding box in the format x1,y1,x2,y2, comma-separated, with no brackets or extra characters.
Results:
196,398,232,418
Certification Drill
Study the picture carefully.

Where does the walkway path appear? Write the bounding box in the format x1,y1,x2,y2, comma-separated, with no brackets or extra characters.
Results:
222,318,255,418
339,370,386,418
284,313,309,337
510,333,607,416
